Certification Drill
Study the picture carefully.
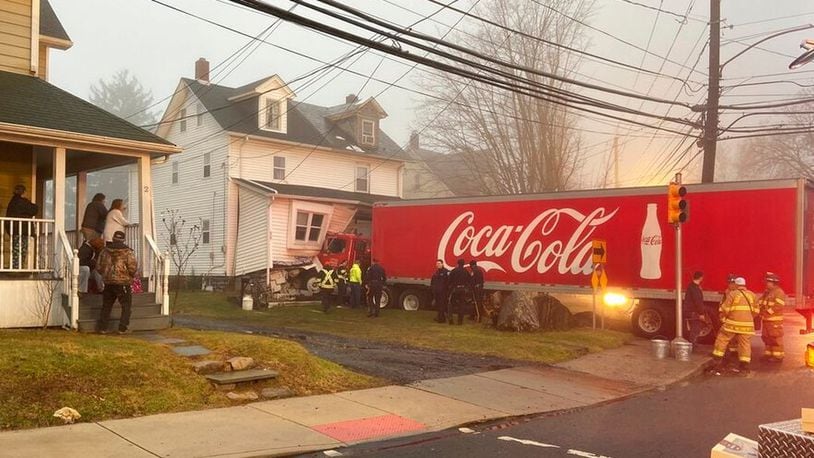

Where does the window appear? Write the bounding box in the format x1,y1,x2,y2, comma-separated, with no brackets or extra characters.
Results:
171,161,179,184
201,219,210,244
361,119,375,145
179,108,187,132
265,99,281,131
273,156,286,180
326,237,347,254
355,165,369,193
203,152,211,178
294,211,324,243
413,173,421,190
196,103,204,127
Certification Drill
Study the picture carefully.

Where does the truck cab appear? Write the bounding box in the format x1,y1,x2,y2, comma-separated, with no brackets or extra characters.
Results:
318,232,371,272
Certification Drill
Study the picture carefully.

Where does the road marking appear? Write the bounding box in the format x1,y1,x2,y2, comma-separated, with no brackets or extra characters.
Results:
498,436,560,448
323,450,343,457
567,450,612,458
459,427,477,434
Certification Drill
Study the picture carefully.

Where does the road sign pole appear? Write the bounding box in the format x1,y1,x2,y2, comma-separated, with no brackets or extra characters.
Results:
592,288,597,331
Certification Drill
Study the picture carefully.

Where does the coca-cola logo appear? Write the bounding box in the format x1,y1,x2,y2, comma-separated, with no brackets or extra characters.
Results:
437,208,619,275
641,235,662,246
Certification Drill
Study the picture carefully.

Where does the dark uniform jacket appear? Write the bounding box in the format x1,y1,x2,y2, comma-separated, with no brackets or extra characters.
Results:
471,267,485,288
684,281,704,316
431,268,449,294
366,263,386,286
448,266,471,289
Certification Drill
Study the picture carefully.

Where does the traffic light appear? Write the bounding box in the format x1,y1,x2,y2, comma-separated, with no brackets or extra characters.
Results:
667,183,688,224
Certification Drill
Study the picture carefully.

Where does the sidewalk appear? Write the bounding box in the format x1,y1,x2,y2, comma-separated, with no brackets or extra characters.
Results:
0,339,711,458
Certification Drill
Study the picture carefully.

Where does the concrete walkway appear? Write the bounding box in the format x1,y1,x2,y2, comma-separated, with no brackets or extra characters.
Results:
0,340,712,458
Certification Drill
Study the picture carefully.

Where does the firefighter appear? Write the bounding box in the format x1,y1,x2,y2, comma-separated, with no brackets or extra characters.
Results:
431,259,449,323
318,263,337,313
711,277,758,375
336,261,349,307
447,259,471,325
469,260,485,322
759,272,786,363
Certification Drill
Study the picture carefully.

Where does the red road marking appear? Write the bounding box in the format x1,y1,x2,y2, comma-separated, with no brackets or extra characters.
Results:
312,414,426,442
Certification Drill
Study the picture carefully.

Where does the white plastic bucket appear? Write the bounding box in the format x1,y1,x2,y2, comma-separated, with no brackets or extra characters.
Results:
652,338,670,359
241,295,254,311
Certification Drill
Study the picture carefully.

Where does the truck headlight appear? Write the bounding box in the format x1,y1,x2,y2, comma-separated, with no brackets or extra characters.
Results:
603,292,629,307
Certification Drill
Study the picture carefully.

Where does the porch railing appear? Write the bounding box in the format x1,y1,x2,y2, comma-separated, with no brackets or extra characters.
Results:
65,223,141,260
57,229,80,329
145,234,170,315
0,217,55,272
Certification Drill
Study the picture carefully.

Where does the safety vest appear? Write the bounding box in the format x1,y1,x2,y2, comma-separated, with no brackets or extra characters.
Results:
337,268,348,281
320,269,336,289
720,287,757,335
759,287,786,322
349,264,362,284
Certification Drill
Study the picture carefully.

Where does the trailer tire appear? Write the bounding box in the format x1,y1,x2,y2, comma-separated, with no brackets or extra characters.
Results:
379,287,392,309
398,289,426,311
632,303,674,339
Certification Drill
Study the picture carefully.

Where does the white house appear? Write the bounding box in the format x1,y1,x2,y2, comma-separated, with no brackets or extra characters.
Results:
153,59,406,290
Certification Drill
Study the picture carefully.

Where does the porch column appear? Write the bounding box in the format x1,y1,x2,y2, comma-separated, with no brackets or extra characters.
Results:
53,147,66,267
138,155,154,270
76,171,87,233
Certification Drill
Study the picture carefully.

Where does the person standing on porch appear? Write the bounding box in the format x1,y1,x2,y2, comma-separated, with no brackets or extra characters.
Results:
81,193,107,241
4,185,38,270
96,231,137,334
103,199,129,243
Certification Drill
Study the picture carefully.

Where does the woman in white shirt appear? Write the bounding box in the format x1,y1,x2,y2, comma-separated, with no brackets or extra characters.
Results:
103,199,130,242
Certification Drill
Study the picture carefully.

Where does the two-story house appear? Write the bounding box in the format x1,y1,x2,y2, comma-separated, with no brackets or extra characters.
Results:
153,59,406,297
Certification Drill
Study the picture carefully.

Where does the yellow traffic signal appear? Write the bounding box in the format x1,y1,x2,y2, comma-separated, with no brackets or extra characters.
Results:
667,183,688,224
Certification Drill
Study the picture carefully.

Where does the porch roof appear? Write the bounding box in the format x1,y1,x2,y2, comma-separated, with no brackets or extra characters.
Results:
235,178,400,206
0,71,177,154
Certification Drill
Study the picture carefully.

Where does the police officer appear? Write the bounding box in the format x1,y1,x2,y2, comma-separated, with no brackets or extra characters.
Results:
711,277,758,375
469,260,485,322
318,263,337,313
336,261,349,307
431,259,449,323
447,259,471,325
759,272,786,363
365,259,387,318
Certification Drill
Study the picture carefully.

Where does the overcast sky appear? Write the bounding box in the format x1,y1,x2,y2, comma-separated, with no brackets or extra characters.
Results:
48,0,814,187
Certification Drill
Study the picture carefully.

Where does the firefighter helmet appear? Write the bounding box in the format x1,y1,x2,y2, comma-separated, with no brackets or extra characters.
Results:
765,272,780,283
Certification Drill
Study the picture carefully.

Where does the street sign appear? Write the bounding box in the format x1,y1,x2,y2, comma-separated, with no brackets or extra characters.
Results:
592,239,607,264
591,264,608,290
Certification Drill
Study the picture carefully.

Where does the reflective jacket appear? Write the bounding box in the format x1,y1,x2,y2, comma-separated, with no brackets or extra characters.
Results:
759,286,786,323
719,287,758,335
349,263,362,284
318,268,337,290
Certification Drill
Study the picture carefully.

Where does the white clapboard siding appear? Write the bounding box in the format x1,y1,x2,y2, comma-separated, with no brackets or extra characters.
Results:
152,83,229,276
230,138,402,197
328,204,356,233
0,0,32,75
235,188,268,275
268,197,298,264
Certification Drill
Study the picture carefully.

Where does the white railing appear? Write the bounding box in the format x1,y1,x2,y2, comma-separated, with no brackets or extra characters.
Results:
65,223,142,261
145,234,170,315
57,229,80,329
0,217,55,272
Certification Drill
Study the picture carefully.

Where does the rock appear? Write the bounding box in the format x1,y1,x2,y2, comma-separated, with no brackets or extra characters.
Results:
53,407,81,424
261,387,294,399
227,357,255,371
497,291,541,332
214,383,236,392
226,391,259,401
191,360,225,375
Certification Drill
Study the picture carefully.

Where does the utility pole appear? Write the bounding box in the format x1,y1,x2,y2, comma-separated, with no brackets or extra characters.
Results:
701,0,721,183
612,136,620,188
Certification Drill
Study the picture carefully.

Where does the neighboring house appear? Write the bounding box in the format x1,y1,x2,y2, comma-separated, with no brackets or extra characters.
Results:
153,59,406,292
402,132,454,199
0,0,180,329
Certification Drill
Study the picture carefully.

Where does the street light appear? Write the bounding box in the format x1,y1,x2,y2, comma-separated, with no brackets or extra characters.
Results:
790,38,814,69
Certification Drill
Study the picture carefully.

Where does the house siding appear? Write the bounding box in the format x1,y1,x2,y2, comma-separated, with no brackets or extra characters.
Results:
235,187,268,275
153,85,229,277
0,0,33,75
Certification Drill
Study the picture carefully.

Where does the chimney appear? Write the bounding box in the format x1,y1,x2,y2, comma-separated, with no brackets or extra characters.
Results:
195,58,210,84
346,93,359,104
409,131,419,150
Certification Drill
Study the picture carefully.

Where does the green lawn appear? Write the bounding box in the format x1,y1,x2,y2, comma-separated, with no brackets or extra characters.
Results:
0,329,380,430
174,292,631,364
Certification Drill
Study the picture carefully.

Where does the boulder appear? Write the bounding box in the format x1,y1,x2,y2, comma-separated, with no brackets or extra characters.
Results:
53,407,81,424
227,357,255,371
261,387,294,400
214,383,236,392
497,291,541,332
191,360,225,375
226,391,259,401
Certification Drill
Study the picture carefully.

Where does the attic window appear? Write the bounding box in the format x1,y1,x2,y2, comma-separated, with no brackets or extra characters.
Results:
361,119,375,146
179,108,187,132
261,98,284,132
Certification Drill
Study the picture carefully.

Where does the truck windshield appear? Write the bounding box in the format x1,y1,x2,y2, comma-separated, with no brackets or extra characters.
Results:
326,238,347,254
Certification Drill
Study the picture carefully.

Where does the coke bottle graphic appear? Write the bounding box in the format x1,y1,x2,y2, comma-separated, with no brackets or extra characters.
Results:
640,203,662,279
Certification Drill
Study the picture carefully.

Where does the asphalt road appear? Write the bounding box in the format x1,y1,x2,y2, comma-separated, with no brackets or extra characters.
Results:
302,313,814,458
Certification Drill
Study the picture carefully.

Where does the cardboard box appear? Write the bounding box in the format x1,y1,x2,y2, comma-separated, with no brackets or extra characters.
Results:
802,408,814,434
759,419,814,457
710,433,758,458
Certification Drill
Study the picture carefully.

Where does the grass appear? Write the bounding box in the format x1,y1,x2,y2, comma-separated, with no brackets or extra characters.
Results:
174,292,631,364
0,328,380,430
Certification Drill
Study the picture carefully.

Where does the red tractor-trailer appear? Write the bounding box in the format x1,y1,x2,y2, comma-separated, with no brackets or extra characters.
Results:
369,178,814,339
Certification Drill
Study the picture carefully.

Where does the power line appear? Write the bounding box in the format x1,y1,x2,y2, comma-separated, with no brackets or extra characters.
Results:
608,0,707,24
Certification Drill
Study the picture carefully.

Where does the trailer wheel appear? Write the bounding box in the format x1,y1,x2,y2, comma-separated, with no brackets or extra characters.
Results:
398,289,424,311
632,304,673,339
380,287,392,309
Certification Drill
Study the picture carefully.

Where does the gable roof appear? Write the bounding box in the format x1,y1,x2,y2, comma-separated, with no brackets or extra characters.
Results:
0,70,174,147
235,178,399,206
181,78,407,161
40,0,71,43
410,146,485,197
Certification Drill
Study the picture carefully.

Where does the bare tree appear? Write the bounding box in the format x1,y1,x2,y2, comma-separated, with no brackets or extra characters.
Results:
33,272,61,328
160,209,202,303
417,0,592,194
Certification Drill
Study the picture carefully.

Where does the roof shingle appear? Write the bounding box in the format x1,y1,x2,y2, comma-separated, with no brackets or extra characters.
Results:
237,179,399,205
40,0,70,42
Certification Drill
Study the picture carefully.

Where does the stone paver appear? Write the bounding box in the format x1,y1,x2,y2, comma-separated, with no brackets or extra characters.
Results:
0,423,155,458
253,393,390,426
100,406,340,457
152,337,187,345
410,373,583,415
171,345,211,357
206,369,279,384
335,385,506,430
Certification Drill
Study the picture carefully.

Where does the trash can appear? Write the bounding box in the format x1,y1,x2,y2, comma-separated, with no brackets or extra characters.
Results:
652,337,670,359
674,339,692,362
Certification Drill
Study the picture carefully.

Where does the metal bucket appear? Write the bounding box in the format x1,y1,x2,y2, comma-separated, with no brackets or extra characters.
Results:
674,339,693,362
651,337,670,359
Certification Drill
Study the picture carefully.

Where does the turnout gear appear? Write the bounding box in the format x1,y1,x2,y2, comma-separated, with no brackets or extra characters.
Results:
336,264,348,306
712,285,758,366
318,267,338,312
759,282,786,361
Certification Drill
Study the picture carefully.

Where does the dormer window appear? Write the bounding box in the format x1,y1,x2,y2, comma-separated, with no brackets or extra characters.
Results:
361,119,375,146
260,97,285,133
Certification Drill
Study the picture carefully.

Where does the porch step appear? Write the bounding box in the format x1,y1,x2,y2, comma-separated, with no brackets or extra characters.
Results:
79,303,162,320
79,292,156,307
77,314,171,333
